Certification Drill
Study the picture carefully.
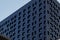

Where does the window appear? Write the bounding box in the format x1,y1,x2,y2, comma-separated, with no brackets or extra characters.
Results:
27,15,30,18
28,6,31,9
33,7,36,11
23,18,26,21
18,30,20,33
27,29,30,33
22,37,25,40
35,1,37,5
19,12,21,16
39,23,42,27
23,9,26,13
32,26,36,30
18,25,21,29
27,20,30,24
32,3,34,7
27,24,30,28
39,27,42,32
39,13,42,16
39,8,42,11
39,3,42,7
32,13,34,16
28,10,31,14
18,21,21,24
27,34,30,38
22,27,25,31
23,14,26,17
47,31,49,35
32,36,36,40
39,0,41,2
22,32,25,36
39,33,42,38
18,16,21,20
17,35,20,38
39,17,42,21
33,16,36,20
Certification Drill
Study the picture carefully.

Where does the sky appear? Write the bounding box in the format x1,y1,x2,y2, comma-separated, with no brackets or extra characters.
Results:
57,0,60,3
0,0,60,21
0,0,31,21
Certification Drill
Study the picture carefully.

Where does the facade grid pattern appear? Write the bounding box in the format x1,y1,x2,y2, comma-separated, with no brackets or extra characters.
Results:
0,0,60,40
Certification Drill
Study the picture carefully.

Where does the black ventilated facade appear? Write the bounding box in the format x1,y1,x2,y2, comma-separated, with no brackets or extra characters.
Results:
0,0,60,40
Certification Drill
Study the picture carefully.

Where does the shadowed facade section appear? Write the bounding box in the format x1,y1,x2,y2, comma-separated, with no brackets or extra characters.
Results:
0,35,10,40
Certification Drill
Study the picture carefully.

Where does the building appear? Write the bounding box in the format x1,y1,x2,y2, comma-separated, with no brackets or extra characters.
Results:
0,0,60,40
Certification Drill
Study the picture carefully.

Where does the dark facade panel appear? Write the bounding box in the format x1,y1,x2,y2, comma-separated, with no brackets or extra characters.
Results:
46,0,60,40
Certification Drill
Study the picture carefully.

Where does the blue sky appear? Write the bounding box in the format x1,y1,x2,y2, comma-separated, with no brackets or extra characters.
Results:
0,0,31,21
0,0,60,21
57,0,60,3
